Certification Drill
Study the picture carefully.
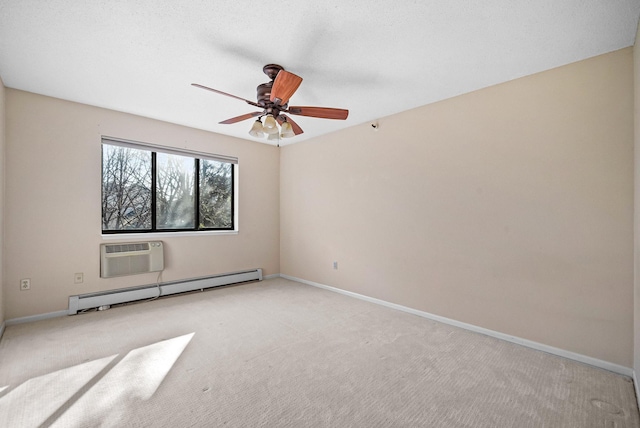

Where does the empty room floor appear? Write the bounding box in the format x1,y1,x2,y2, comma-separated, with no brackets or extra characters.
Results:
0,277,638,427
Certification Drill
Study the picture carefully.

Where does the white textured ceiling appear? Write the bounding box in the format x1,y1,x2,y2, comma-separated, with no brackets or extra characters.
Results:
0,1,639,145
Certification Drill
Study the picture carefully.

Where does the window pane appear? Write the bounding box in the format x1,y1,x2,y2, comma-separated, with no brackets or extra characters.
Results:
199,160,233,228
102,138,235,234
102,145,152,231
156,153,195,229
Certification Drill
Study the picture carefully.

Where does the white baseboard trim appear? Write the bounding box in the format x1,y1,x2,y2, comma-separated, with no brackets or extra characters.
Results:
281,274,633,377
5,310,69,326
263,273,281,280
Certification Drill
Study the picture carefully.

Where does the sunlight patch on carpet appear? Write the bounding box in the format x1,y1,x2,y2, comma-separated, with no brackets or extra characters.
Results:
0,355,118,427
51,332,194,428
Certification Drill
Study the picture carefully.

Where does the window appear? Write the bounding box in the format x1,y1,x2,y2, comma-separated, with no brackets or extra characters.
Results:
101,138,236,233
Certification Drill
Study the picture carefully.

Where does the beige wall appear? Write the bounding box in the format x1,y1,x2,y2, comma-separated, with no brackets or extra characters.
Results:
281,48,634,367
4,90,280,319
634,25,640,374
0,77,5,324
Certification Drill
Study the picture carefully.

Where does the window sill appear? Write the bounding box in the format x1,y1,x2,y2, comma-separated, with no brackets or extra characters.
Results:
101,230,238,240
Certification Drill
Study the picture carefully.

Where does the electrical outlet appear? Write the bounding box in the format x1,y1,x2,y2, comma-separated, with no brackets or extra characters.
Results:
333,261,338,270
20,278,31,290
74,272,84,284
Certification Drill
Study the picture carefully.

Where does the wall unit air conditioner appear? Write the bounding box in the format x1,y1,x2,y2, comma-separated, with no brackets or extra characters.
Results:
100,241,164,278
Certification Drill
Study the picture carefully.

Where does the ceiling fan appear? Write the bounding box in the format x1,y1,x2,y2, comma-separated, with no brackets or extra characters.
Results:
192,64,349,139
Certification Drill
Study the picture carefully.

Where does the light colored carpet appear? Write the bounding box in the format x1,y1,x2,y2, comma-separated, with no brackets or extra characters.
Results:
0,277,637,427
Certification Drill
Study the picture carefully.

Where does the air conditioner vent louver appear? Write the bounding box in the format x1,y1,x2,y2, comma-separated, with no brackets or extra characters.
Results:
105,243,150,253
100,241,163,278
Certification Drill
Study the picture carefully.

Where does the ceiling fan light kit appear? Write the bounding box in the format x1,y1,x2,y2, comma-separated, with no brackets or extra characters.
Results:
263,114,279,133
280,121,295,138
249,119,265,138
192,64,349,142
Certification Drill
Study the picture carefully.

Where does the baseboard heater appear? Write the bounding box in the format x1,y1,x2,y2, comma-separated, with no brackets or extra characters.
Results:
68,269,262,315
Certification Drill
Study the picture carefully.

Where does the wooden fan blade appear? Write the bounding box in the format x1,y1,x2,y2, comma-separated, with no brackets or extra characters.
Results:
287,106,349,120
192,83,261,108
277,114,304,135
270,71,303,106
219,112,263,124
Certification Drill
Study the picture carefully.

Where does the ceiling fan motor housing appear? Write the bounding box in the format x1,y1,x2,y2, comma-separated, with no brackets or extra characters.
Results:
256,82,287,114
